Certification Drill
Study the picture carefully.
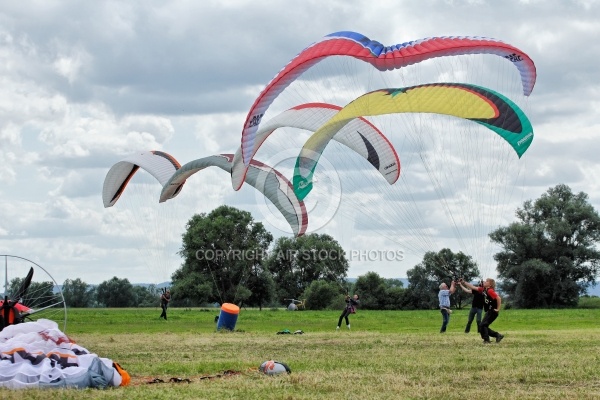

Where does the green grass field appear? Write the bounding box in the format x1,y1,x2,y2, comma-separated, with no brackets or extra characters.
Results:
1,307,599,399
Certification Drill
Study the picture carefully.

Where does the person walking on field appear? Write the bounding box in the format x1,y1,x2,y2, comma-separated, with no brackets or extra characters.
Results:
337,294,359,330
438,280,456,333
461,278,504,344
459,280,485,333
159,289,171,320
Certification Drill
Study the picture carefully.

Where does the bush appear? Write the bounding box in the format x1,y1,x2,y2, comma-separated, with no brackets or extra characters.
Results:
578,295,600,309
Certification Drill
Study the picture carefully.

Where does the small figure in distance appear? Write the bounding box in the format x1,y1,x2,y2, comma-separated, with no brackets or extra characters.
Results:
336,294,359,330
438,280,456,333
159,289,171,320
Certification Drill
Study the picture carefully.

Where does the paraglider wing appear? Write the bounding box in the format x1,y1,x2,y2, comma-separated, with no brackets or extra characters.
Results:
0,319,130,389
159,154,233,202
231,102,400,190
160,154,308,237
244,158,309,237
293,82,534,200
102,151,182,207
241,31,537,166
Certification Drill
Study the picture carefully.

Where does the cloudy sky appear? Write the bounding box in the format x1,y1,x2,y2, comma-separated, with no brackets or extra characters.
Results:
1,0,599,287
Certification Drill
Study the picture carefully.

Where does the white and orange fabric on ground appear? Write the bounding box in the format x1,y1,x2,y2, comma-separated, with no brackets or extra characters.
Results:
0,319,130,389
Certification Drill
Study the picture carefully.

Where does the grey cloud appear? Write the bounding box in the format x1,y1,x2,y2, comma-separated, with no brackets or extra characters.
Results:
2,1,600,282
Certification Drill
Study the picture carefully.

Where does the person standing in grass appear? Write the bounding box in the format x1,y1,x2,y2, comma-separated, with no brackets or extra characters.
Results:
159,289,171,320
438,281,456,333
459,280,485,333
336,294,359,330
461,278,504,344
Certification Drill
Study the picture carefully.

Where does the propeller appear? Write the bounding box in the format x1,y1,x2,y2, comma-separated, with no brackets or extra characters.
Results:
11,266,34,302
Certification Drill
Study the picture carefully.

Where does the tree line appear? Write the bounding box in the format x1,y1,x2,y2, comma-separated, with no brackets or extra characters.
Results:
52,184,600,309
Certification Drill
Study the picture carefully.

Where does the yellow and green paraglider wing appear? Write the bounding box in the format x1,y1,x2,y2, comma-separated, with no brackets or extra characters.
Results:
293,82,533,200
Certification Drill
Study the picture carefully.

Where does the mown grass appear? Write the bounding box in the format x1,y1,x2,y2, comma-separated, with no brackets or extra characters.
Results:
1,307,599,399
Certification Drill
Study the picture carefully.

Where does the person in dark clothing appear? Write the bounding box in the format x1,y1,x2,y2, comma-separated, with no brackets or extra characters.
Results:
336,294,359,330
159,289,171,320
461,278,504,344
459,280,485,333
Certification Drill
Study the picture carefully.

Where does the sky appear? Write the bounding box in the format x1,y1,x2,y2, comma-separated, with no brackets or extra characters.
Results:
1,0,600,287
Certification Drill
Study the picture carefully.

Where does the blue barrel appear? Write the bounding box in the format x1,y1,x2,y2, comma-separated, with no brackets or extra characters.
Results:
216,303,239,331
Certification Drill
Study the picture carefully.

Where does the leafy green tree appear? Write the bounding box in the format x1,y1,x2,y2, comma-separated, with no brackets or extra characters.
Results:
302,280,341,310
131,285,162,307
265,233,349,302
385,283,408,310
354,272,388,310
62,278,94,308
353,272,405,310
96,277,134,307
403,264,439,310
404,248,480,309
245,268,276,310
490,184,600,308
172,205,273,306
